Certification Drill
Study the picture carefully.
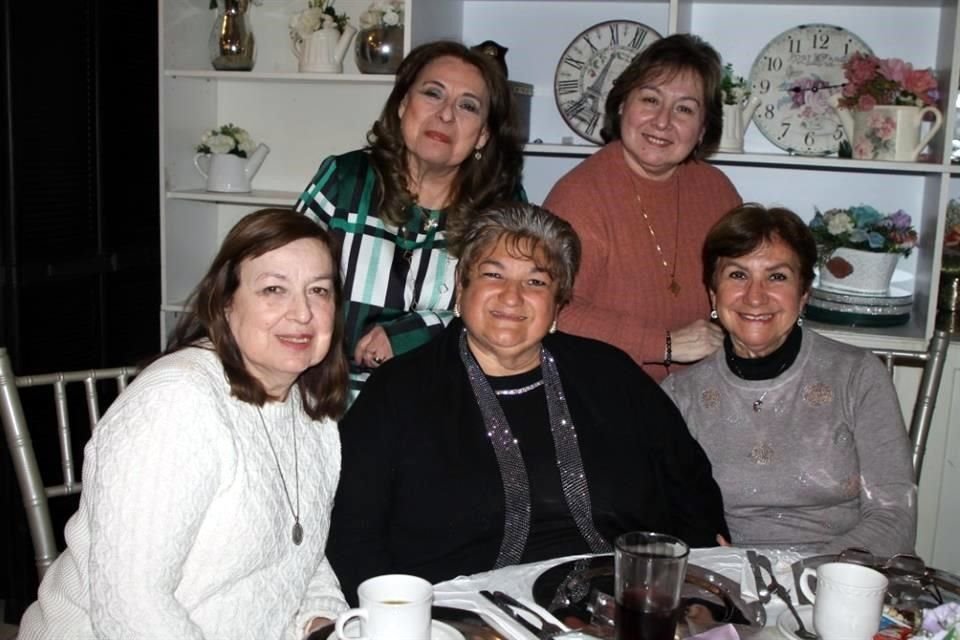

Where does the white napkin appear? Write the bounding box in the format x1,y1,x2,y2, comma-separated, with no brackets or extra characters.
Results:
738,549,804,603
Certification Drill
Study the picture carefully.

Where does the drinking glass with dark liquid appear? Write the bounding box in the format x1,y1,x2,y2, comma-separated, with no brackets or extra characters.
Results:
614,532,689,640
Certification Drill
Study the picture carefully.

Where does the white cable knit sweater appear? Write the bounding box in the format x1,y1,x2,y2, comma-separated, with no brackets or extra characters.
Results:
19,346,347,640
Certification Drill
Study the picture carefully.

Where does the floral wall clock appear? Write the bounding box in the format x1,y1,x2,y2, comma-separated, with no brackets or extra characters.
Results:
749,24,873,156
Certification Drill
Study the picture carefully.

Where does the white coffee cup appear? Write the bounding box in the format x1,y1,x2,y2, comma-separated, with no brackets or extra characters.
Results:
335,574,433,640
799,562,889,640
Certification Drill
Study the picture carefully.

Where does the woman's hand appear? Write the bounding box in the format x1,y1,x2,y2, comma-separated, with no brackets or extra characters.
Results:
670,319,723,363
355,325,394,368
304,617,333,638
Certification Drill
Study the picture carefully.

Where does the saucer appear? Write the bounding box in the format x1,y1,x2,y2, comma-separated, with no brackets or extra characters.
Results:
431,620,464,640
777,604,815,640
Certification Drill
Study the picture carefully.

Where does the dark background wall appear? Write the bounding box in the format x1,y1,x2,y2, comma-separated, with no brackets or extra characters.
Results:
1,0,160,620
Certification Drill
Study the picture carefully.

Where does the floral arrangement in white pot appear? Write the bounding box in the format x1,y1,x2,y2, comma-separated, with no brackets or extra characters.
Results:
290,0,350,44
359,0,404,29
193,123,270,193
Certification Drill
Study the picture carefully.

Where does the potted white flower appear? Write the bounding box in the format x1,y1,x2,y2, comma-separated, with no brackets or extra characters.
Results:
193,124,270,193
355,0,405,74
289,0,356,74
718,63,760,153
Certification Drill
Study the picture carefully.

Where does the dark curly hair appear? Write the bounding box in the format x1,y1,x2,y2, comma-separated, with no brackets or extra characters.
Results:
602,33,724,160
165,208,349,420
366,40,525,249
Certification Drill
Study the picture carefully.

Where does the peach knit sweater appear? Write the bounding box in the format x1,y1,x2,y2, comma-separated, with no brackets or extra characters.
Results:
544,142,741,381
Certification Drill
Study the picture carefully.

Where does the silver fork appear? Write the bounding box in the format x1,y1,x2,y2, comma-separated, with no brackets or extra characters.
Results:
756,554,817,640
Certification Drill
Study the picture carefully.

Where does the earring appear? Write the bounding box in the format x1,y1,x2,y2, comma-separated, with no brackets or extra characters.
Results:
474,149,482,161
549,319,557,334
710,309,718,320
454,303,461,318
797,315,804,327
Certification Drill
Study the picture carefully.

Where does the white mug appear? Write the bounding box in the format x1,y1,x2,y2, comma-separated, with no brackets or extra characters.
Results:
799,562,888,640
335,574,433,640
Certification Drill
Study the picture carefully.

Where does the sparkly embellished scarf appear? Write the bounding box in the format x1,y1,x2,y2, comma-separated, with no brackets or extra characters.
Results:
458,330,611,568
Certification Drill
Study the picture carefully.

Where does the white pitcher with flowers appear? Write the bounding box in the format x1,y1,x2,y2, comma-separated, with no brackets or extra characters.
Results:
193,124,269,193
289,0,356,73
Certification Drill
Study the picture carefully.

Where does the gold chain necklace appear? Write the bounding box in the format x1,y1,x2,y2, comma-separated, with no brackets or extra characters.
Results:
633,172,682,296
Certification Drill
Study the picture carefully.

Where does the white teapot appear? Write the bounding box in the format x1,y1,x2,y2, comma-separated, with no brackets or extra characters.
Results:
294,23,357,74
194,143,270,193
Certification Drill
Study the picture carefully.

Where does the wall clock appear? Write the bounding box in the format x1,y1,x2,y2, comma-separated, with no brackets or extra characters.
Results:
749,23,873,156
554,20,662,144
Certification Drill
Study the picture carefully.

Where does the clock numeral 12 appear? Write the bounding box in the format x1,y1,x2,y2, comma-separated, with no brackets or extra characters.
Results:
609,24,620,45
812,33,830,50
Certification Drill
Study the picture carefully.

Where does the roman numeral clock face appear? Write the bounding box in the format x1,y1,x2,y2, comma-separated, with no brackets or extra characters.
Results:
749,24,873,155
554,20,662,144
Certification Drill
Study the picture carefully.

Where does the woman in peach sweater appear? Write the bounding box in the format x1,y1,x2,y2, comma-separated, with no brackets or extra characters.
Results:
544,34,741,381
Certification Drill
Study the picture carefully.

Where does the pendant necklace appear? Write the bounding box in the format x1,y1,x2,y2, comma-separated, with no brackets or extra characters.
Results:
633,171,682,296
752,390,769,412
256,406,303,545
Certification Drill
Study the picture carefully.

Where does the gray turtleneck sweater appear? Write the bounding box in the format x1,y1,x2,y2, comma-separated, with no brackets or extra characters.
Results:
662,328,916,556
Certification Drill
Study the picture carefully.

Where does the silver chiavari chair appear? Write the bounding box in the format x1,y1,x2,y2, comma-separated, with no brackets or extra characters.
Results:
871,329,951,481
0,347,138,580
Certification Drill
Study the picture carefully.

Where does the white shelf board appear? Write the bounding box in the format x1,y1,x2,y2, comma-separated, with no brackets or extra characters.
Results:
166,189,299,206
165,70,395,84
523,143,948,174
161,303,188,313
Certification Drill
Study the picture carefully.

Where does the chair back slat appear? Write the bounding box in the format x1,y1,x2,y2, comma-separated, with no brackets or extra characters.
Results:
0,347,138,579
871,330,950,480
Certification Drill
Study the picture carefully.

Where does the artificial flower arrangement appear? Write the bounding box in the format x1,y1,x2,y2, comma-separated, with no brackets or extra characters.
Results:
289,0,350,46
808,204,918,266
720,63,750,106
195,123,257,158
359,0,404,29
838,52,939,111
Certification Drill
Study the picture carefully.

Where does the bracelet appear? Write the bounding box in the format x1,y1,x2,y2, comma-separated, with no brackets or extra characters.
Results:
664,330,673,368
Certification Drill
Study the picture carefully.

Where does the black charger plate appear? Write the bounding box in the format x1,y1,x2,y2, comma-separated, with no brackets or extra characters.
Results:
531,555,765,639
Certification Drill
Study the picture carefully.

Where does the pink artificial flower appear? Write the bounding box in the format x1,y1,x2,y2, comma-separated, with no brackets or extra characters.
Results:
878,57,910,84
845,52,879,85
904,68,938,101
858,94,877,111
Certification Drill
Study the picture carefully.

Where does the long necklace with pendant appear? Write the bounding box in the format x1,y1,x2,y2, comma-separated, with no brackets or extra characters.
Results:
748,390,774,464
633,172,682,296
256,406,303,545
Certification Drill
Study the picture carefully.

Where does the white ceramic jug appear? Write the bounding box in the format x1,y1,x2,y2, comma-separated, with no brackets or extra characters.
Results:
831,95,943,162
719,96,761,153
294,23,357,74
193,143,270,192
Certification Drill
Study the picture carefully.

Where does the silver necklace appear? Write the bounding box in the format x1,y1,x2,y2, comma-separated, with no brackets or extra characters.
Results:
493,379,544,396
256,406,303,545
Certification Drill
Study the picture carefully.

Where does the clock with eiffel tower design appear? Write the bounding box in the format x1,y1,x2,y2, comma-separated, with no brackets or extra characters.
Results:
554,20,662,144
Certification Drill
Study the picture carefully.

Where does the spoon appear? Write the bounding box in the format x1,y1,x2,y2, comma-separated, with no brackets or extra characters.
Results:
756,554,818,640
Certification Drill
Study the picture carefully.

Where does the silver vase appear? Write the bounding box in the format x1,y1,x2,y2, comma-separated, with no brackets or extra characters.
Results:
209,0,255,71
355,26,404,74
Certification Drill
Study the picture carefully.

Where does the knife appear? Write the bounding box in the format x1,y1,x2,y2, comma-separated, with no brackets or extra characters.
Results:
493,590,567,637
480,589,547,638
746,549,771,604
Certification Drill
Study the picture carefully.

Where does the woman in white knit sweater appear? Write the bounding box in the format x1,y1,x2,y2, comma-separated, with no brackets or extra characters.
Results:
19,209,351,640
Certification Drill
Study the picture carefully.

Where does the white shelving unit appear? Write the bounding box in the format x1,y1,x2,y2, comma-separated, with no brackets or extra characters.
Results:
160,0,960,572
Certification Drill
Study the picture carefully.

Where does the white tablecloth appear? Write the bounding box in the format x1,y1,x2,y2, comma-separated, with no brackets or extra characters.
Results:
433,547,805,640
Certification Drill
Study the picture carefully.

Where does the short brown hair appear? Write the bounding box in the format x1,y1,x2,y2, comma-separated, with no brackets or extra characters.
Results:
167,208,349,420
702,203,818,294
602,33,724,159
456,202,581,307
367,41,525,240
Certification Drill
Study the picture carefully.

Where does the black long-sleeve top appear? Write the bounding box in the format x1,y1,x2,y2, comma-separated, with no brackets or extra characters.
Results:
327,321,728,604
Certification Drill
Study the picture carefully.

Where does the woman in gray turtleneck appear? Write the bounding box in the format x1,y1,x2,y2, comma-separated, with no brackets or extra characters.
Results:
662,203,916,556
